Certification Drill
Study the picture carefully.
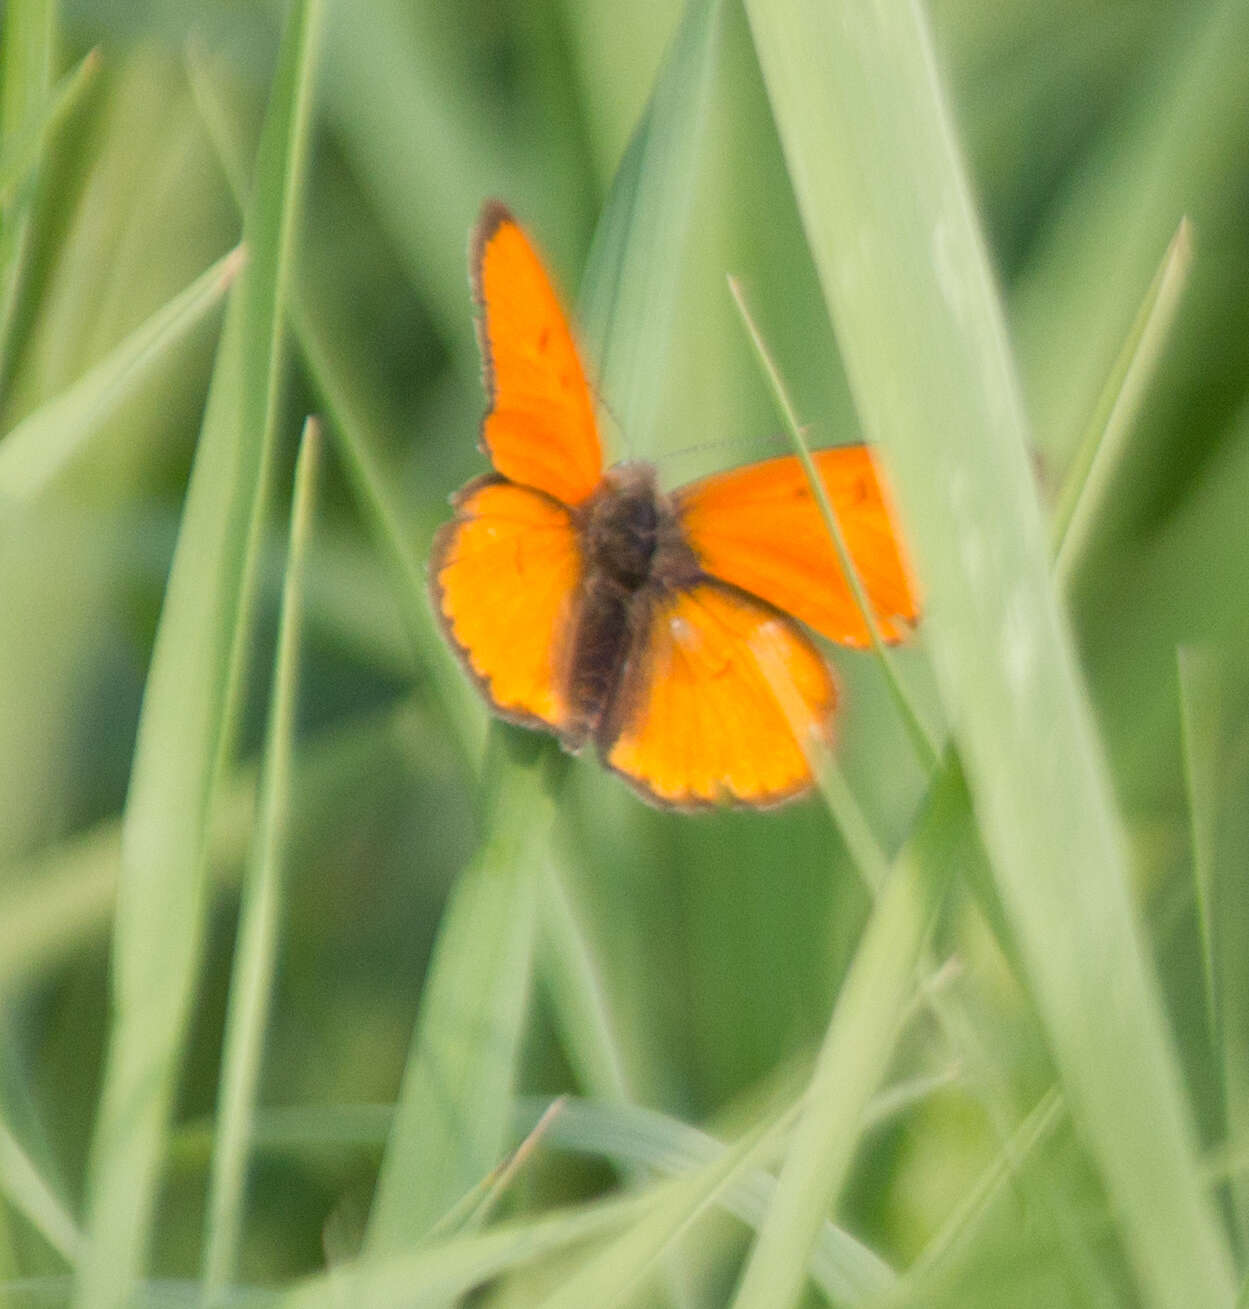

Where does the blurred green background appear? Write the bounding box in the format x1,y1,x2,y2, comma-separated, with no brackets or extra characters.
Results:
2,0,1249,1304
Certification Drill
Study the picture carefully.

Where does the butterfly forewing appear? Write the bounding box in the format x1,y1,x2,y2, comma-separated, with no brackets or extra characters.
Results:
602,583,836,809
674,446,918,647
430,478,583,738
472,204,603,507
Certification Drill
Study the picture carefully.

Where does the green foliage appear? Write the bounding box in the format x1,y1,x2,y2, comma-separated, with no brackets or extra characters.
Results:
1,0,1248,1305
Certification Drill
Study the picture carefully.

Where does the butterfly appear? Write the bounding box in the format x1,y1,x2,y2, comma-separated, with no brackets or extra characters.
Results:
429,202,919,810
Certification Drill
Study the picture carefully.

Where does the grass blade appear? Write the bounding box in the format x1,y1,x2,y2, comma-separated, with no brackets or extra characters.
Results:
577,0,723,457
0,245,242,502
0,1118,80,1262
73,5,323,1302
730,759,966,1309
1178,643,1249,1251
0,47,98,207
363,730,561,1253
537,1108,789,1309
742,2,1236,1305
202,419,322,1292
1052,217,1193,587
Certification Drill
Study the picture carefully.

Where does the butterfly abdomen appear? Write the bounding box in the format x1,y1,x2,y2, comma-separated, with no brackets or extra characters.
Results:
566,463,700,742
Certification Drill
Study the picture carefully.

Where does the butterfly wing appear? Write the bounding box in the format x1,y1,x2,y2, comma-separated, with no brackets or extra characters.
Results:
601,582,835,809
430,477,583,740
472,203,603,506
674,446,918,647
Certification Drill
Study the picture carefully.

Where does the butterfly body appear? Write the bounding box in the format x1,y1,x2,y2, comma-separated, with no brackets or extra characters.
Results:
430,204,919,809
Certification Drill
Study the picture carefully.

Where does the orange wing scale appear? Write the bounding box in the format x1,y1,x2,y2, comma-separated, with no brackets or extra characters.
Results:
430,479,582,736
472,205,603,507
604,584,836,809
675,446,918,647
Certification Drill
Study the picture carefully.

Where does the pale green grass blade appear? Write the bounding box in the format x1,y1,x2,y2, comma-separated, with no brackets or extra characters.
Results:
577,0,723,456
425,1098,567,1242
1178,646,1223,1051
1053,218,1193,588
0,0,56,392
730,760,965,1309
202,419,322,1292
742,3,1235,1306
282,1190,656,1309
1178,644,1249,1251
0,1118,80,1262
185,38,484,763
362,734,561,1253
537,1108,789,1309
0,244,242,502
727,272,938,768
73,5,323,1303
0,47,97,205
1014,0,1249,458
517,1095,900,1303
883,1088,1066,1307
538,860,632,1103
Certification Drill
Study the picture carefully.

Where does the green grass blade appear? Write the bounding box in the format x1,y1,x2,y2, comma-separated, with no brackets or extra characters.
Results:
730,759,965,1309
577,0,723,457
202,419,322,1293
519,1095,900,1303
0,244,242,502
0,0,56,395
73,5,323,1303
0,47,97,206
1014,0,1249,459
363,730,561,1254
283,1190,657,1309
185,38,485,765
728,272,939,768
0,1118,80,1262
742,3,1236,1305
1178,643,1249,1251
1178,646,1223,1053
537,1108,789,1309
537,860,632,1104
1052,218,1193,588
885,1089,1066,1306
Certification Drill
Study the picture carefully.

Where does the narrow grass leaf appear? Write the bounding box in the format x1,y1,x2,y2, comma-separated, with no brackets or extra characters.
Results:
73,5,323,1303
516,1095,899,1304
1014,0,1249,457
363,729,561,1253
1178,644,1249,1251
0,0,56,393
185,40,485,763
1052,218,1193,587
202,419,322,1292
742,3,1235,1305
284,1190,657,1309
0,47,98,206
577,0,723,457
883,1089,1066,1307
1178,646,1224,1051
0,245,243,502
537,1107,790,1309
730,758,966,1309
730,273,938,768
538,860,632,1104
0,1118,80,1262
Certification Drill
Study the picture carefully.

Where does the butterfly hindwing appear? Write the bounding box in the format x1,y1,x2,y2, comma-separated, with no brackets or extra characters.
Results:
674,446,918,647
430,478,582,738
472,204,603,507
601,582,836,809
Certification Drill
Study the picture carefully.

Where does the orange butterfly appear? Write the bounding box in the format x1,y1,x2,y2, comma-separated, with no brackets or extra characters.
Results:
430,202,919,809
